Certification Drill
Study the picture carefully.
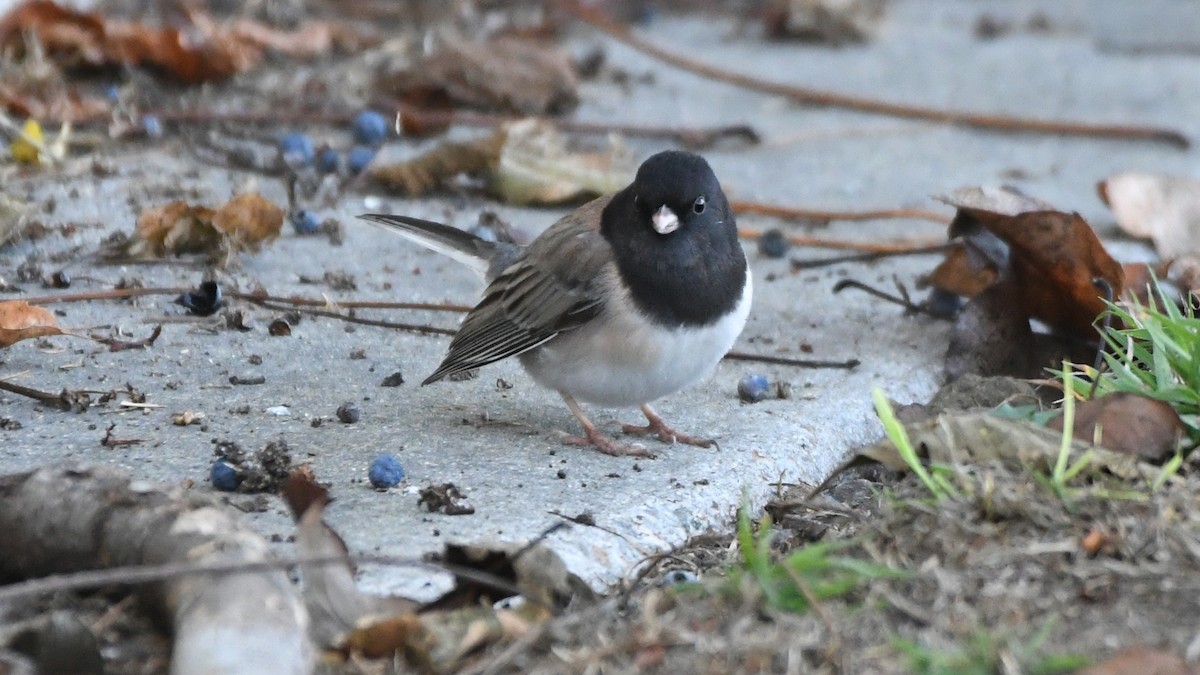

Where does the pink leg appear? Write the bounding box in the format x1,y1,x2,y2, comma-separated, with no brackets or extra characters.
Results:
559,393,654,457
622,404,714,448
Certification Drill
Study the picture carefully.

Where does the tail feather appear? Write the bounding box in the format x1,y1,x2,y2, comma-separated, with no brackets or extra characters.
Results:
359,213,499,279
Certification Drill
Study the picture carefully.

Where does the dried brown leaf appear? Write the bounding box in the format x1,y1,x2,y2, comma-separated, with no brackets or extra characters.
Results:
0,0,361,85
0,300,64,347
1048,392,1185,462
370,131,505,197
764,0,887,44
492,119,634,205
124,194,281,259
1099,171,1200,259
210,193,283,248
383,37,578,115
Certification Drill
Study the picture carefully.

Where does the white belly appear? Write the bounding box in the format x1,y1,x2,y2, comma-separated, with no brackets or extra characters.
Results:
519,274,752,408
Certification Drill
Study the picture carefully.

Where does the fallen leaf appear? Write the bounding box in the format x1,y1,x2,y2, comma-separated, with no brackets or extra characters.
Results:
0,0,365,85
492,119,634,205
10,118,44,164
925,242,1000,299
0,300,65,347
119,194,282,260
1078,646,1193,675
958,208,1124,337
370,120,634,205
1048,392,1185,462
210,193,285,247
1099,172,1200,259
382,37,579,115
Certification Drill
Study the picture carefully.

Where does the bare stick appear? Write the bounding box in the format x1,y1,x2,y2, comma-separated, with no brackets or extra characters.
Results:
556,0,1189,149
724,351,859,369
739,227,942,254
733,200,951,225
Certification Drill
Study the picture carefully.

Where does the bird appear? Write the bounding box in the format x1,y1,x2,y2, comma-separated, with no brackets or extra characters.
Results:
360,150,751,456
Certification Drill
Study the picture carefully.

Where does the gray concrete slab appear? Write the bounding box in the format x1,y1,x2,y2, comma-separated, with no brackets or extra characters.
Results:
1,0,1195,596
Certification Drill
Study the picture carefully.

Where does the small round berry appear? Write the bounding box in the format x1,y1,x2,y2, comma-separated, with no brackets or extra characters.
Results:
351,110,389,147
737,374,770,403
316,147,340,174
290,209,320,235
141,115,163,138
757,229,789,258
210,460,241,492
279,131,315,167
347,146,376,175
368,454,405,488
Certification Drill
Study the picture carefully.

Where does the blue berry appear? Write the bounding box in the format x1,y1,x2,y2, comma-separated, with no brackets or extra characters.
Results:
104,84,121,102
351,110,389,147
279,131,315,167
347,146,375,175
316,147,340,174
757,229,789,258
290,209,320,235
141,115,163,138
368,454,405,488
210,460,241,492
738,374,770,403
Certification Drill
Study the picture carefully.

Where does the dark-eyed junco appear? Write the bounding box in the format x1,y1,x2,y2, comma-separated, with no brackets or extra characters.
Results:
360,150,751,456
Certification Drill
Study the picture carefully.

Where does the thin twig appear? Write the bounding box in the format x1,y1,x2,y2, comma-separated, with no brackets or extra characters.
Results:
16,287,471,313
739,227,942,254
147,104,761,149
555,0,1190,149
832,279,947,318
790,244,950,269
723,351,859,369
0,380,72,410
733,200,951,225
0,552,533,606
249,299,456,336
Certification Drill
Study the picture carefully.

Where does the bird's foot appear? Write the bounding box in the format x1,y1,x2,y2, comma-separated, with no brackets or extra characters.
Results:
561,427,654,458
622,406,716,448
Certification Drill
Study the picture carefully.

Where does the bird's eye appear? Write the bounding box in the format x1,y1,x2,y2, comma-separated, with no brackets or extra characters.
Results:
693,196,707,214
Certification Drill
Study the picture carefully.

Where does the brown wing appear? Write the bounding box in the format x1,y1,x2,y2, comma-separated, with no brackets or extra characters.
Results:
422,197,613,384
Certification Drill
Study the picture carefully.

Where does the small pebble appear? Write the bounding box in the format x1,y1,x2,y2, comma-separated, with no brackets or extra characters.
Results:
265,405,290,416
757,229,789,258
368,454,405,488
351,110,389,146
737,374,770,403
337,402,361,424
380,371,405,387
210,460,241,491
660,569,699,586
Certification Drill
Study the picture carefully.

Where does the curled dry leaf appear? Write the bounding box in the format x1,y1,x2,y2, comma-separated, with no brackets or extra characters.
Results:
123,193,282,259
1099,172,1200,259
382,37,579,116
371,120,634,205
1047,392,1185,462
966,208,1124,337
0,300,65,348
0,0,365,85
